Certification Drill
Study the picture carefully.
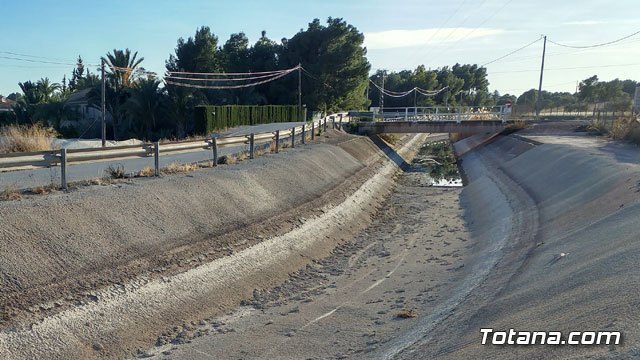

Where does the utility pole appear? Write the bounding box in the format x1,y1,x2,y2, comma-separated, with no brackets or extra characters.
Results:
101,58,106,147
536,35,547,119
380,72,386,114
298,64,302,121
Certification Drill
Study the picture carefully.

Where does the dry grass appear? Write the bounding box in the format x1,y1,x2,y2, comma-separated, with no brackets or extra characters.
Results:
609,117,640,143
254,148,265,157
0,186,22,201
105,164,126,179
625,120,640,145
395,310,418,319
379,133,399,145
161,162,199,175
137,166,155,177
159,135,206,144
0,124,58,154
585,119,609,135
68,177,113,188
269,141,277,153
32,186,49,195
497,119,530,136
218,155,237,165
236,152,248,161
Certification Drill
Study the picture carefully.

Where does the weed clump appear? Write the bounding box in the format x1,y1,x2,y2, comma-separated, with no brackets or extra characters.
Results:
0,124,58,154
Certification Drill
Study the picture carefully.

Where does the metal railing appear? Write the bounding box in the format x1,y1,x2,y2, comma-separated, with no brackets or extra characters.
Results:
0,114,349,190
379,106,510,123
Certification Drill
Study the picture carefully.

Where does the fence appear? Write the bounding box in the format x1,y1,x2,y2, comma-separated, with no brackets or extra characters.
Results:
0,114,348,190
366,106,509,123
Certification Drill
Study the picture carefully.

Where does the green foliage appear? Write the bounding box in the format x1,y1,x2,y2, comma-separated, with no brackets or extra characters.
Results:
421,142,460,183
166,18,371,112
103,49,144,91
0,111,16,125
369,63,493,108
195,105,302,134
279,18,371,111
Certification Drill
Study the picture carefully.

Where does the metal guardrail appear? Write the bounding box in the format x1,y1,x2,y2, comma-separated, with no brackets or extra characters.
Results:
0,114,349,189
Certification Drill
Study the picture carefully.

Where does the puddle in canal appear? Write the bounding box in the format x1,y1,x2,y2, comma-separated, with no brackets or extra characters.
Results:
405,140,463,187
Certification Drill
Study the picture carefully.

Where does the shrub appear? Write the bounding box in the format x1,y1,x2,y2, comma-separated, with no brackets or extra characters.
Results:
217,155,237,165
0,124,58,153
1,186,22,201
137,166,155,177
378,133,399,145
586,119,608,135
194,105,303,134
105,164,126,179
161,162,198,174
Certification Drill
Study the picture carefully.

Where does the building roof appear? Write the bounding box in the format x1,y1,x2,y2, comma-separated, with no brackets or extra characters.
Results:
65,88,93,105
0,96,16,110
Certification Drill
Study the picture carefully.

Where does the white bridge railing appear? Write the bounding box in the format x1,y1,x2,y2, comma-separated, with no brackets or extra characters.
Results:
379,106,511,123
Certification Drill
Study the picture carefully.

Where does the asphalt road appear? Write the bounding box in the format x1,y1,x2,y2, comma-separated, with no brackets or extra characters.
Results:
0,122,305,190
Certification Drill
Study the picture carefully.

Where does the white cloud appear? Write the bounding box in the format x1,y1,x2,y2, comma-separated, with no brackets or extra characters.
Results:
364,28,504,50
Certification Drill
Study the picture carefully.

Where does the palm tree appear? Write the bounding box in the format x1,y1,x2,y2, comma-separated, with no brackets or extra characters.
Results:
103,49,144,91
18,81,42,105
36,78,60,103
123,78,166,140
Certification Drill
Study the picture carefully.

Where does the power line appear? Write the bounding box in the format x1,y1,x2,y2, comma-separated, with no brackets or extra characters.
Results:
489,62,640,74
369,79,449,98
548,29,640,49
164,67,299,90
164,71,290,83
403,0,469,65
166,69,290,76
456,0,513,44
481,36,544,66
0,55,77,67
0,51,75,62
423,0,490,66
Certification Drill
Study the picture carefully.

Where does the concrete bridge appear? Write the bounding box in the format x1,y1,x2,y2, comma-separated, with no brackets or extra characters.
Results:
356,120,508,135
350,106,512,135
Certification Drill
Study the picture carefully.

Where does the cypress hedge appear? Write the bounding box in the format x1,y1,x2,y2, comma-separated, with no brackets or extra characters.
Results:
194,105,302,134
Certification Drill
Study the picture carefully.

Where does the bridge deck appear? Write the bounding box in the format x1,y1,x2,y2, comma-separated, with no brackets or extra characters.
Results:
357,120,509,134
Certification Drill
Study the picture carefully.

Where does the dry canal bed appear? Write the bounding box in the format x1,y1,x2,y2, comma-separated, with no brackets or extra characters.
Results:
144,138,475,359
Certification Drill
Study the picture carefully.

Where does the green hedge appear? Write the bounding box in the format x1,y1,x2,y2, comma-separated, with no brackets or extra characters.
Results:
194,105,303,134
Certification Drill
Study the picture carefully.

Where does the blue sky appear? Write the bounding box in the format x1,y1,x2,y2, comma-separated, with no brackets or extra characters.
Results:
1,0,639,97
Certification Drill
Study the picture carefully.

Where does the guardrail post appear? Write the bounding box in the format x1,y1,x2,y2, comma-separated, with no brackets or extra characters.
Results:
60,148,67,190
331,116,336,129
211,137,218,167
339,114,343,130
154,141,160,176
274,130,280,153
323,118,327,131
301,125,306,144
291,127,296,148
249,133,255,159
311,122,315,140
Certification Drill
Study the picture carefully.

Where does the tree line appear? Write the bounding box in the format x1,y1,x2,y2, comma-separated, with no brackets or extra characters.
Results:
2,17,638,141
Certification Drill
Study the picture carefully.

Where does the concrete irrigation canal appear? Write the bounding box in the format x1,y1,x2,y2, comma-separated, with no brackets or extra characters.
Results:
0,122,639,359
